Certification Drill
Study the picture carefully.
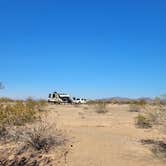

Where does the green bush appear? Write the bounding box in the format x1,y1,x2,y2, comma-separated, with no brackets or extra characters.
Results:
0,101,37,126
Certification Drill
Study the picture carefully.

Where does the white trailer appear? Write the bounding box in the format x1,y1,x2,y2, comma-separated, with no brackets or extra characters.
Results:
48,92,87,104
48,92,73,104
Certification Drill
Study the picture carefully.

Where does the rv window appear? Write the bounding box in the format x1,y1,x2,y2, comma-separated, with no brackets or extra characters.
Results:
49,94,51,98
53,94,55,98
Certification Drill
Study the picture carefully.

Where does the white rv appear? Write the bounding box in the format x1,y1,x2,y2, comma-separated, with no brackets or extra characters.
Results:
48,92,87,104
48,92,73,104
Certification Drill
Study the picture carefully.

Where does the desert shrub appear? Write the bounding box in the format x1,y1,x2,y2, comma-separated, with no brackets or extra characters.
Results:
0,101,37,126
0,98,47,126
11,122,67,152
135,114,152,128
141,139,166,159
37,99,47,106
0,125,9,140
25,98,47,109
0,122,68,166
95,102,108,114
0,97,14,103
135,104,166,129
86,100,98,105
131,99,147,106
138,99,147,106
25,125,65,152
129,104,141,112
25,98,38,110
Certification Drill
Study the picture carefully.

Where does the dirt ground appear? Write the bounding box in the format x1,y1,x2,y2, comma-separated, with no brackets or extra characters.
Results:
44,104,165,166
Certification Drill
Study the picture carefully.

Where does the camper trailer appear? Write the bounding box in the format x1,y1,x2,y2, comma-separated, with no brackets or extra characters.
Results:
48,92,73,104
48,92,87,104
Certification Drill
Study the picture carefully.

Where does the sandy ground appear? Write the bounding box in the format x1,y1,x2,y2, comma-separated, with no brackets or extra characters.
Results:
45,104,166,166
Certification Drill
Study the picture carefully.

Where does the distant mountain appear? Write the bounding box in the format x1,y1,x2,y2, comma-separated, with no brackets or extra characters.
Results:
95,97,153,103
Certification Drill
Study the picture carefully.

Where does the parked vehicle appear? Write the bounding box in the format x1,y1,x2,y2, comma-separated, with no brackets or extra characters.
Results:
48,92,73,104
72,97,87,104
48,92,87,104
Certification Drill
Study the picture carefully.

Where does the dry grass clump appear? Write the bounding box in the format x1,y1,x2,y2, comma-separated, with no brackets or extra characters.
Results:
95,102,108,114
135,104,166,160
141,139,166,159
135,114,152,128
135,105,166,129
0,125,9,140
134,99,147,106
129,104,141,112
0,121,68,165
18,122,66,152
37,99,47,107
25,98,47,110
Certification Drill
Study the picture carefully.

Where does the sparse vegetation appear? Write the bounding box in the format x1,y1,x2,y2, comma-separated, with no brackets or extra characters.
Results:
0,94,166,165
21,122,66,152
135,114,152,128
95,102,108,114
0,125,9,140
0,96,68,166
0,98,47,126
0,101,37,126
141,139,166,159
135,104,166,130
136,103,166,159
8,121,67,152
0,97,14,103
0,121,68,166
129,104,141,112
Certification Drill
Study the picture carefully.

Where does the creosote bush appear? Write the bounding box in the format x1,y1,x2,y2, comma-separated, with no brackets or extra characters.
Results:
135,114,152,128
0,102,36,126
0,121,68,166
0,98,47,126
135,105,166,129
23,123,66,152
141,139,166,159
129,104,141,112
9,121,67,152
95,102,108,114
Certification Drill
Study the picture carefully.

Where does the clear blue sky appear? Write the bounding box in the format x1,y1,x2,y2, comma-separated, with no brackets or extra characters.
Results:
0,0,165,99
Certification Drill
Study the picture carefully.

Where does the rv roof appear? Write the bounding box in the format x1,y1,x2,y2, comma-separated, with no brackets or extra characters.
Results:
59,94,70,97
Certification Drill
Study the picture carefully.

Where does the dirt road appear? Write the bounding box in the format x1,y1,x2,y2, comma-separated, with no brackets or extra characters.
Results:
46,104,165,166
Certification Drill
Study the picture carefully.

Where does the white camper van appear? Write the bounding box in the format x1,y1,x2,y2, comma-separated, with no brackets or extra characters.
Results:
48,92,73,104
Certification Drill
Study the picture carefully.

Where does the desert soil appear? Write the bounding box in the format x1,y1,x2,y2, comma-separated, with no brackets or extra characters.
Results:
45,104,166,166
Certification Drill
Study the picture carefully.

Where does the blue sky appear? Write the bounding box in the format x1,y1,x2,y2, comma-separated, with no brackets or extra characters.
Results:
0,0,165,99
